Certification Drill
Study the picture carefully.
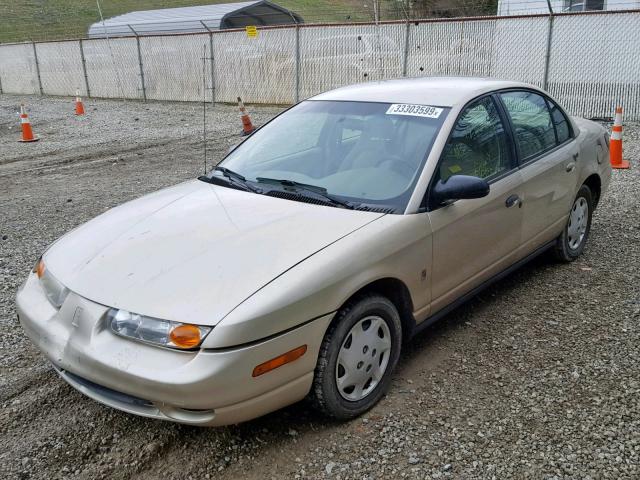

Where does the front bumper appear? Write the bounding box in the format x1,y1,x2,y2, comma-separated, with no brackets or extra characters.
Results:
16,273,333,426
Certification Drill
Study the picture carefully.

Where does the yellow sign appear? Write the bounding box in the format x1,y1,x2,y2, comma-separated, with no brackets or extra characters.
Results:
245,26,258,38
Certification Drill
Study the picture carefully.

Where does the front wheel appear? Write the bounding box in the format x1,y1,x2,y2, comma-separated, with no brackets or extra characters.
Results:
553,185,593,262
310,294,402,420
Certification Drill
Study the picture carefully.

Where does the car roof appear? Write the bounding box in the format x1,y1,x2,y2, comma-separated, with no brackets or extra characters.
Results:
309,76,539,107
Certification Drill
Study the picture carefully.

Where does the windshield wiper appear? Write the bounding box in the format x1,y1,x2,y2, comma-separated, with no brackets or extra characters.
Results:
200,166,261,193
256,177,355,209
214,166,246,182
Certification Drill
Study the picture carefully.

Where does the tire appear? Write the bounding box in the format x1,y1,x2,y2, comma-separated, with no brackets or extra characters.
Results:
310,294,402,420
553,184,593,262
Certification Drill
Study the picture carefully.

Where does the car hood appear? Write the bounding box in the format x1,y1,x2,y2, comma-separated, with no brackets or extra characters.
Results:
44,180,384,326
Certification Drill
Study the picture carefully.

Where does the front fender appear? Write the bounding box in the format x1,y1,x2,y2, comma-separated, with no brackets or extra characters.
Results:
202,214,433,348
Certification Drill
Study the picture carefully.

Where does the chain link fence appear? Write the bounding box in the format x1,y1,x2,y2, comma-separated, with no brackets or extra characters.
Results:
1,10,639,119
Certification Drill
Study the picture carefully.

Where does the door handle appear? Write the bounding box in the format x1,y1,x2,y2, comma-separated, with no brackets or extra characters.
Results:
566,162,576,172
505,194,521,208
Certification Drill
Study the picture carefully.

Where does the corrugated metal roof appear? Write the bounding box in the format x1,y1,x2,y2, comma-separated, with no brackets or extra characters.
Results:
88,1,301,37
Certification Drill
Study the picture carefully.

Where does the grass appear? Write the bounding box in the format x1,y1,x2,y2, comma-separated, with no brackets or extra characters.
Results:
0,0,377,44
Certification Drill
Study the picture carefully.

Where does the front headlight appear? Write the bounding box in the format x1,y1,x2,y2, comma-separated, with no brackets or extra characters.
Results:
34,258,69,308
106,308,211,350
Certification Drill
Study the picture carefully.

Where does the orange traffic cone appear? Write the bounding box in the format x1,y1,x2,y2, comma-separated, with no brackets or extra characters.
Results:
75,90,85,116
18,104,39,143
237,97,255,136
610,106,629,169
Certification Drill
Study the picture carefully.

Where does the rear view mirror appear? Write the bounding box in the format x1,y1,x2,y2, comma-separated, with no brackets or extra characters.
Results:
431,175,490,207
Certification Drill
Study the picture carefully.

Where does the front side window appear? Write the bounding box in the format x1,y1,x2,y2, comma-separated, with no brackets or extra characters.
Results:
438,96,512,183
500,91,556,162
219,100,449,211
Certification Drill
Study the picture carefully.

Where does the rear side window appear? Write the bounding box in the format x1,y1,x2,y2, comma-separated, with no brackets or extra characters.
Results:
438,96,512,182
500,91,556,161
547,99,572,144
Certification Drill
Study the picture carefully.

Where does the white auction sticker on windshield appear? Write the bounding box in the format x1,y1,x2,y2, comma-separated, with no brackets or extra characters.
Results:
386,104,443,118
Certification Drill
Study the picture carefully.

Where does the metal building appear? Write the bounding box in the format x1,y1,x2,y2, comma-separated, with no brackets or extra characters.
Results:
88,1,303,38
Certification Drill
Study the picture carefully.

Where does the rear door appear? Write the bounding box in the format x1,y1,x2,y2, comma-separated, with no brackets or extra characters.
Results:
426,95,524,313
498,91,579,252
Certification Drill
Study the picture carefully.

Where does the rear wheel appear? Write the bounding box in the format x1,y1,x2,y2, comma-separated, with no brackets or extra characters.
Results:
553,185,593,262
310,294,402,419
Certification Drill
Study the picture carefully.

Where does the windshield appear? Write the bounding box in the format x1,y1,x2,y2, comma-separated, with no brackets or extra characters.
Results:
217,100,449,212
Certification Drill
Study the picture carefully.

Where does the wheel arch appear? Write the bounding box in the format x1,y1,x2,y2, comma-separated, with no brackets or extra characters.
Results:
334,277,416,343
583,173,602,208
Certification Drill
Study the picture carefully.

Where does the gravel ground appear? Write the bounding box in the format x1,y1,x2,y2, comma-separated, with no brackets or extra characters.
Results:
1,94,638,480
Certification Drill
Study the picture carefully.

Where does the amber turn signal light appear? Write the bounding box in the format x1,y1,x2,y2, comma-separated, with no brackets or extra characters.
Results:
35,258,46,278
252,345,307,377
169,324,202,349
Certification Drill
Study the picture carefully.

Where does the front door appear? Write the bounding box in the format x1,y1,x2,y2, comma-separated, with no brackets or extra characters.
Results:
427,95,524,314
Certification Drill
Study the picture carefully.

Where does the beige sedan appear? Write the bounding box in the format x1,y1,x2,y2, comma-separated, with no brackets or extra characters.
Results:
16,77,611,426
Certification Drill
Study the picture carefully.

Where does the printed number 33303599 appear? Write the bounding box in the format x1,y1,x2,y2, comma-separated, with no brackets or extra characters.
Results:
386,104,443,118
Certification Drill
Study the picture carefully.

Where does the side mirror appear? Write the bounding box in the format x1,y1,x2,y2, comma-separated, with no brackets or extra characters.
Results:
432,175,490,207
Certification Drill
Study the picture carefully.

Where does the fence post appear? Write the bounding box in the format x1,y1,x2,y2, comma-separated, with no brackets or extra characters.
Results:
0,51,4,93
294,24,301,103
457,21,466,75
32,41,44,95
129,25,147,101
209,33,215,103
78,39,91,98
542,0,555,90
402,21,410,77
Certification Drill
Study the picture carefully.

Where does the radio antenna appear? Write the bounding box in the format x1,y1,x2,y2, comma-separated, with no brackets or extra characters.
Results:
202,43,208,174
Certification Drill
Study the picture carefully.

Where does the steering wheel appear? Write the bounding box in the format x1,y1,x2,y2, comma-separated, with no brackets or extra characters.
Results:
378,154,416,179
